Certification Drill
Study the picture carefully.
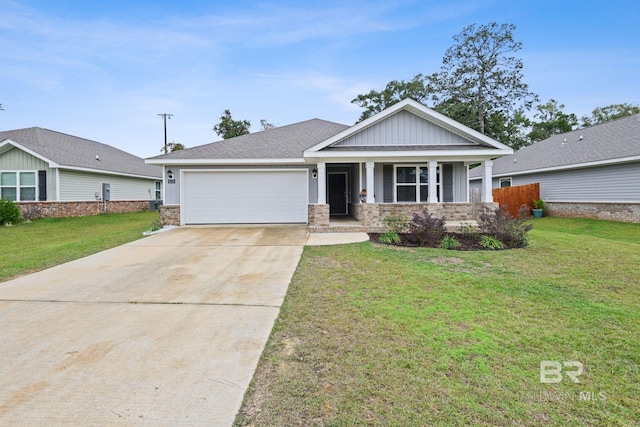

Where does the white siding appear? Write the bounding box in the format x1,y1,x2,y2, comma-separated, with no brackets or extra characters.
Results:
335,110,476,147
59,170,157,201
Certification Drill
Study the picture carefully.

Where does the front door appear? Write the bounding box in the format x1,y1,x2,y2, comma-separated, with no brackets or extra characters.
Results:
328,172,348,215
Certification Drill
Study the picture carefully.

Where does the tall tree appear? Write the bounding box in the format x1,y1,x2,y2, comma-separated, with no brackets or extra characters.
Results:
528,99,577,142
351,74,429,122
428,22,538,135
212,109,251,139
164,141,186,152
581,103,640,127
260,119,276,131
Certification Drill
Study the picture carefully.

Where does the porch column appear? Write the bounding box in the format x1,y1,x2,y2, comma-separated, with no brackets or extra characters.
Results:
481,160,493,203
365,162,375,203
317,162,327,204
428,160,438,203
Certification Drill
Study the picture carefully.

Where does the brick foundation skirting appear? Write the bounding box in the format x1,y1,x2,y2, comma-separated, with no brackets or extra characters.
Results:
546,202,640,223
17,200,154,219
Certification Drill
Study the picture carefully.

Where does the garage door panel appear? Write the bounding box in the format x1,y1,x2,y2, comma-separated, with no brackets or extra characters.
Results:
183,170,308,224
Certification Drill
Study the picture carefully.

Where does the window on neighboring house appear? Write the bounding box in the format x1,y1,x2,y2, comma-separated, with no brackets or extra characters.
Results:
155,181,162,200
395,165,439,202
0,171,37,201
499,177,512,188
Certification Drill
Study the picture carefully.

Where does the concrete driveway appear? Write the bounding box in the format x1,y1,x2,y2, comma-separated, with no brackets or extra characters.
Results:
0,226,308,426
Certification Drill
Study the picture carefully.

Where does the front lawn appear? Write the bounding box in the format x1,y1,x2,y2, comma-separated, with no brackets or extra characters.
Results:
0,211,159,282
236,217,640,426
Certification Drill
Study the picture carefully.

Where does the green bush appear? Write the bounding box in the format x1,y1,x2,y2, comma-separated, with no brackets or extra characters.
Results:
440,235,461,250
0,199,21,225
379,230,401,245
381,214,409,234
480,235,505,250
479,205,532,248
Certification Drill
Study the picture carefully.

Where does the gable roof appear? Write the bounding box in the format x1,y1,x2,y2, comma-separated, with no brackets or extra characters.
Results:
469,113,640,178
305,98,513,155
146,119,349,164
0,127,161,179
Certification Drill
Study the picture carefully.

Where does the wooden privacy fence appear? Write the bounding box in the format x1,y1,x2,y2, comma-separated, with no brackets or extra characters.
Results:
492,183,540,217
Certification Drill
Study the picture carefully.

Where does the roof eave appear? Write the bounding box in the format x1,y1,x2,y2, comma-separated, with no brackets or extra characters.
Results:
468,155,640,180
145,158,308,165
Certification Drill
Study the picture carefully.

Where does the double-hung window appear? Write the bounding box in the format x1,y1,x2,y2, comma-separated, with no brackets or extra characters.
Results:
1,171,37,201
395,165,438,202
155,181,162,200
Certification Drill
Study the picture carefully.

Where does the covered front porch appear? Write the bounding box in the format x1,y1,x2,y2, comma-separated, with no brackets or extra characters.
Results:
308,159,497,232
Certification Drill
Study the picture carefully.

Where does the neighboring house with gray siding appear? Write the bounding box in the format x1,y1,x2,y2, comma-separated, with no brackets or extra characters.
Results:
0,127,162,217
469,114,640,222
147,99,512,229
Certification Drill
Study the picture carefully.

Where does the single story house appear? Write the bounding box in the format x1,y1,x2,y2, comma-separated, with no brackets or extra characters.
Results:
0,127,162,218
146,99,513,230
469,113,640,223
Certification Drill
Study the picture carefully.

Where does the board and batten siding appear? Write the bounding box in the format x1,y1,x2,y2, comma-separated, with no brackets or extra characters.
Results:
59,170,158,201
0,146,56,201
335,110,477,147
163,164,318,205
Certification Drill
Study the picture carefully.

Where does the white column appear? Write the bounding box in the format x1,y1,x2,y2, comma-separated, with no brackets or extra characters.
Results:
428,160,438,203
365,162,375,203
317,162,327,204
481,160,493,203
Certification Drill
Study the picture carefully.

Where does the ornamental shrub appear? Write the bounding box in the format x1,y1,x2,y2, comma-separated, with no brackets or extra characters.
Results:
406,209,446,245
479,205,532,248
0,199,21,225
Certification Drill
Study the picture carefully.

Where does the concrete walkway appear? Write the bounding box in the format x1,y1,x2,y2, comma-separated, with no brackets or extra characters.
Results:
0,226,308,426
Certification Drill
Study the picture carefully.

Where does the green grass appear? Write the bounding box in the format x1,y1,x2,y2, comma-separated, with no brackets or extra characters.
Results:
0,211,159,282
236,217,640,426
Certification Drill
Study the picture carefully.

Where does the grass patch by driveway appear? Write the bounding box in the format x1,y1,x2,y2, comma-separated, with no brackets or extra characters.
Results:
0,211,158,282
236,218,640,426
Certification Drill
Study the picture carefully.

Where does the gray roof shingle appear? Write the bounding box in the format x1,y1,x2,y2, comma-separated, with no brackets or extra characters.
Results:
148,118,350,160
0,127,161,178
470,114,640,178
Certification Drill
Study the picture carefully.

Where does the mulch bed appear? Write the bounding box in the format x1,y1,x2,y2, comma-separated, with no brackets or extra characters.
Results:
368,232,492,251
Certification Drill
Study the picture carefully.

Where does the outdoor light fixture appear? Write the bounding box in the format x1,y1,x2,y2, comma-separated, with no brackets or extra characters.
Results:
312,168,318,179
167,169,174,179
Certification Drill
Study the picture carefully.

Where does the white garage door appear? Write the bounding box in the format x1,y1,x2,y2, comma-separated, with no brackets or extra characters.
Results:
182,169,308,224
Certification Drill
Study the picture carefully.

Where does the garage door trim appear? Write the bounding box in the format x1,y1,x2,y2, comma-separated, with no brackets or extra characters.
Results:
180,168,309,225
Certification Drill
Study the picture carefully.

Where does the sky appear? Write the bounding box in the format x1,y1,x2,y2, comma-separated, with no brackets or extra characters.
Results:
1,0,639,158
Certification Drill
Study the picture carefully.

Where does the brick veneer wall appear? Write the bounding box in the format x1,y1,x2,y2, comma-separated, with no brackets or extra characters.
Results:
308,204,330,227
349,202,498,231
17,200,152,219
546,202,640,223
160,205,181,226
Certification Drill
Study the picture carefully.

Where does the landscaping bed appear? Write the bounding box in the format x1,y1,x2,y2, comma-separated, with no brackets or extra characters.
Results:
368,231,487,250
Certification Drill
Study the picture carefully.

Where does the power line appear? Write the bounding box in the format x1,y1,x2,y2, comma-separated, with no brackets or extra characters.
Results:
157,113,173,154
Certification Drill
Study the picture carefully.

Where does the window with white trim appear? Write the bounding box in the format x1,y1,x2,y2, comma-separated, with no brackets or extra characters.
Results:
499,177,512,188
394,165,440,202
0,171,37,201
155,181,162,200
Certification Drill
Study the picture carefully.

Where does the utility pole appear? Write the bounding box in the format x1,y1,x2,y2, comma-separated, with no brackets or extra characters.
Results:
157,113,173,154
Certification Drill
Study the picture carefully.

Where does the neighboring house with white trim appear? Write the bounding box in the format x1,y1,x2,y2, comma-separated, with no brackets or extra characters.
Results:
147,99,512,230
469,114,640,223
0,127,162,217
